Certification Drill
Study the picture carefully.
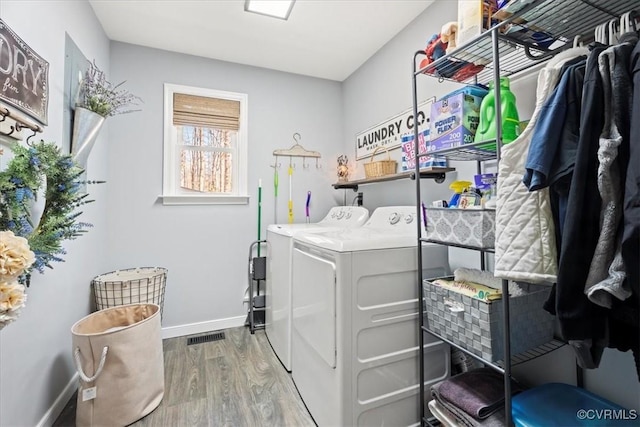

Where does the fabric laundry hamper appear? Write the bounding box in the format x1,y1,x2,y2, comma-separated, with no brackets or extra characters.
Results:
92,267,167,318
71,303,164,426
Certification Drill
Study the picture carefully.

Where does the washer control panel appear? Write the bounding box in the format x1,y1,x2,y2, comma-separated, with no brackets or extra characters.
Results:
324,206,369,225
364,206,419,231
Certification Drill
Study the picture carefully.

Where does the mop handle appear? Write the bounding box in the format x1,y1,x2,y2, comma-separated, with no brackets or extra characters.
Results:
273,167,278,223
288,165,294,224
257,180,262,256
274,168,278,197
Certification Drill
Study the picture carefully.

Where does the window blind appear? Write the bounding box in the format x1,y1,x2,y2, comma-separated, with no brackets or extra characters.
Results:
173,93,240,130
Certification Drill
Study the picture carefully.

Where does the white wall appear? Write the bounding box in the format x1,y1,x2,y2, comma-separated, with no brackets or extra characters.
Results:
342,0,460,212
342,0,640,412
107,42,344,332
0,1,110,426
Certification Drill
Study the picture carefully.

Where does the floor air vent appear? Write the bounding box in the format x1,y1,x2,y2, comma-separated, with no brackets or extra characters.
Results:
187,331,225,345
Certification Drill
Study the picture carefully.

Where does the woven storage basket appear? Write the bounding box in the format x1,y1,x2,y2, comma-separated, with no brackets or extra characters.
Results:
92,267,167,318
423,277,554,362
425,208,495,249
364,147,397,178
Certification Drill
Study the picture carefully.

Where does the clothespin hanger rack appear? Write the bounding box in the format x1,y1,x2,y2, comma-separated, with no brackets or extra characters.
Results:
272,132,322,169
273,133,321,159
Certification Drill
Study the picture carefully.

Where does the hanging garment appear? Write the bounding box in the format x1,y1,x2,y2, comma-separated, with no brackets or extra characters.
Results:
552,44,610,369
606,33,640,380
622,37,640,303
585,34,637,308
522,58,587,245
523,59,586,192
494,47,588,284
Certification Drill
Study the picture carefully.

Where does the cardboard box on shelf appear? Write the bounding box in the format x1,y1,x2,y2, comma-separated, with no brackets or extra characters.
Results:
401,128,447,171
457,0,498,47
429,93,483,151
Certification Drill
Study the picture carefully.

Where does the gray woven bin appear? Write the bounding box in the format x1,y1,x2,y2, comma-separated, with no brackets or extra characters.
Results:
424,208,495,249
423,277,554,362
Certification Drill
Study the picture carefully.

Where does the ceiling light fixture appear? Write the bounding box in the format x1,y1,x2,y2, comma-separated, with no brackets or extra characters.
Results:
244,0,295,20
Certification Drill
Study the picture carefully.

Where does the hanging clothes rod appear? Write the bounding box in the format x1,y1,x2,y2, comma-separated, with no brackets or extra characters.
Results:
273,133,321,159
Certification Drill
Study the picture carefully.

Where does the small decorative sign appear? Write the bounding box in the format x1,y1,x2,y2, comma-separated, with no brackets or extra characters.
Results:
0,19,49,125
355,97,434,160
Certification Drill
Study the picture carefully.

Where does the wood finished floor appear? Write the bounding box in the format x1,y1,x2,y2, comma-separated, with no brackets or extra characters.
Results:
53,327,315,427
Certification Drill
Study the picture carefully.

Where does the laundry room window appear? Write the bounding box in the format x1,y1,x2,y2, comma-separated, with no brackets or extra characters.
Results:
162,83,249,205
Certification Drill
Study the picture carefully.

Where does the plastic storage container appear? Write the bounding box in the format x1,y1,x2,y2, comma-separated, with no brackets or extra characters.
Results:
512,383,638,426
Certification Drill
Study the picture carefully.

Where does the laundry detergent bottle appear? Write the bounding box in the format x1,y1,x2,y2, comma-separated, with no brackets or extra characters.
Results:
474,77,520,150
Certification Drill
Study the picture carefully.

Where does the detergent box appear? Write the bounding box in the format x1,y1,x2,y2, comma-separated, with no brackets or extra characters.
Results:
401,128,447,171
429,93,482,151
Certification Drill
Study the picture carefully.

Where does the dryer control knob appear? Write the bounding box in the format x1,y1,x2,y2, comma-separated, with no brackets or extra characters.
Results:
405,214,414,224
345,211,352,219
336,210,345,219
389,213,401,225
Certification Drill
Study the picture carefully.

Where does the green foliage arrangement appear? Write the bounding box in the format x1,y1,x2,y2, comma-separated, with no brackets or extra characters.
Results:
0,142,93,280
77,60,142,117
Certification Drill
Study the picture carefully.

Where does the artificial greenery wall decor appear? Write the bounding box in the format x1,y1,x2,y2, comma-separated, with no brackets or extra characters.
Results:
0,142,93,282
77,60,142,117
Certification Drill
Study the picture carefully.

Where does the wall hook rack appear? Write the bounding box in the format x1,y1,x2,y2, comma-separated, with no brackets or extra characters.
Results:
26,129,39,146
272,132,321,159
0,105,44,140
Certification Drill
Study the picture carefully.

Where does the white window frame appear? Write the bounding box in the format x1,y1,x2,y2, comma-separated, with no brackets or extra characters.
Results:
161,83,249,205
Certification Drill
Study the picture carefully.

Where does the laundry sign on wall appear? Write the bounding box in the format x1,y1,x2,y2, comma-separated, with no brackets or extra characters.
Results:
0,19,49,125
355,97,434,160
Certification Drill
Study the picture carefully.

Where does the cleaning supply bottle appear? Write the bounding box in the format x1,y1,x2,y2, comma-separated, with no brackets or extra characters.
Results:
448,180,472,208
474,77,520,150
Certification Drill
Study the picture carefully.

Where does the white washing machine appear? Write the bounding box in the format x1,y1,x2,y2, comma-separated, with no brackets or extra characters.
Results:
265,206,369,372
291,206,451,427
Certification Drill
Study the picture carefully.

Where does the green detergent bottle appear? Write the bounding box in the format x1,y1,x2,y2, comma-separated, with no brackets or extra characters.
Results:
474,77,520,151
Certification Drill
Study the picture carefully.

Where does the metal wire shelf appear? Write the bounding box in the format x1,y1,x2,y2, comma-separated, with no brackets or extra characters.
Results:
415,0,640,85
420,238,496,253
414,1,639,425
418,140,498,162
422,326,565,373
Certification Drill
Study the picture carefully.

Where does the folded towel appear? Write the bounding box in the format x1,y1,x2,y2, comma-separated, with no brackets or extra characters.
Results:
428,399,464,427
435,368,522,419
432,381,506,427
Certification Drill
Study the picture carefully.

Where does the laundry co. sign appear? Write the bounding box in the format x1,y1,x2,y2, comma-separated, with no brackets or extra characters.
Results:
356,98,434,160
0,19,49,125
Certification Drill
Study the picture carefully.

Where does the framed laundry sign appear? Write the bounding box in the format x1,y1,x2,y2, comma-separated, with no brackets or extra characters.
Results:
355,97,434,160
0,18,49,125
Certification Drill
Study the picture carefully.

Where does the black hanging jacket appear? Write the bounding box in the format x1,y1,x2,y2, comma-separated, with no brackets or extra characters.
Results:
623,38,640,302
549,44,608,345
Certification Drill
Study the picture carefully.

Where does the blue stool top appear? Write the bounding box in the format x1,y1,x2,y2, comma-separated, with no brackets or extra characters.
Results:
512,383,638,426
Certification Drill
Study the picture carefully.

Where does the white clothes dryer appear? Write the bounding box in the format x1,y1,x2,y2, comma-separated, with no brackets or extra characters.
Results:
291,206,450,427
265,206,369,372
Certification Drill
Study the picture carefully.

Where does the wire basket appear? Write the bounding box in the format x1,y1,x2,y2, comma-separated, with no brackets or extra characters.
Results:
364,146,397,178
92,267,167,318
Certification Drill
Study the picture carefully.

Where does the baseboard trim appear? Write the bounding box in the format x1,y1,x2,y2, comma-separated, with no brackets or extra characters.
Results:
37,372,78,427
161,315,246,339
